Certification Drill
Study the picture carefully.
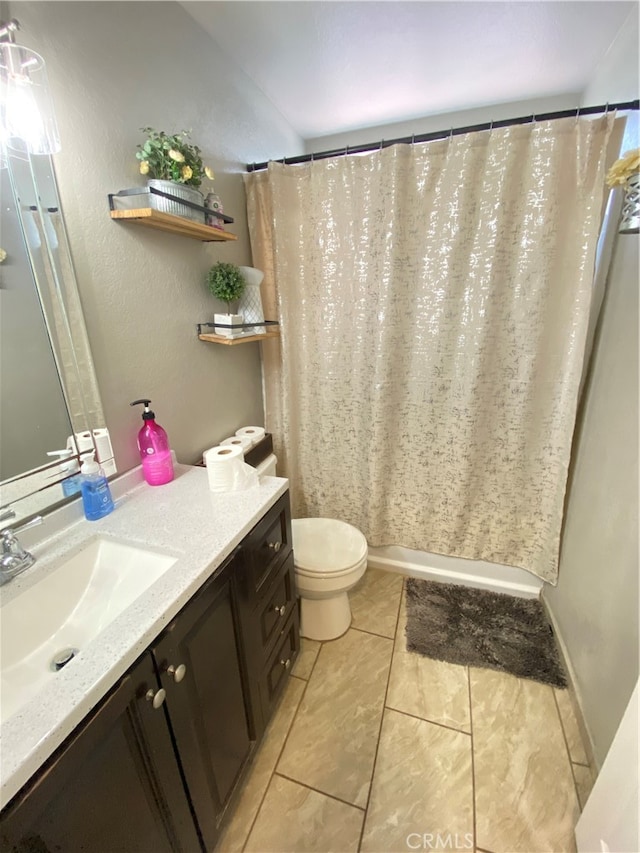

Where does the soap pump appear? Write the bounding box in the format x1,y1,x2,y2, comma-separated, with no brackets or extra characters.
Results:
47,448,82,497
130,398,174,486
80,451,114,521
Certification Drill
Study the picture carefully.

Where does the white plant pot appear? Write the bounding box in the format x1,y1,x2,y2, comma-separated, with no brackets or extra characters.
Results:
237,266,265,334
214,313,245,338
148,179,204,223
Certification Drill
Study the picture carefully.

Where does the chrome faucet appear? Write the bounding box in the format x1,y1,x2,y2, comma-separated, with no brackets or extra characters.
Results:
0,510,44,585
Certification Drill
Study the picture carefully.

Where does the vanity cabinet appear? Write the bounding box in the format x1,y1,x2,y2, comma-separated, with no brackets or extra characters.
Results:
0,652,201,853
151,548,251,851
236,492,299,738
0,491,298,853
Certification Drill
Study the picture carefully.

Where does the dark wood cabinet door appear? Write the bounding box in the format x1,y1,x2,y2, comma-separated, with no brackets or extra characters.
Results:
241,493,292,603
257,554,296,660
258,609,300,724
0,653,202,853
153,550,252,853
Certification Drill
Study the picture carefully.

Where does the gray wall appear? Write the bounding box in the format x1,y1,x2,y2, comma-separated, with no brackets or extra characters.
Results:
545,4,639,767
13,1,303,472
304,93,580,153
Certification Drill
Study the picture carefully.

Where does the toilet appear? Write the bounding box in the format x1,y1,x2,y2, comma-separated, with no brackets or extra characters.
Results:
291,518,368,641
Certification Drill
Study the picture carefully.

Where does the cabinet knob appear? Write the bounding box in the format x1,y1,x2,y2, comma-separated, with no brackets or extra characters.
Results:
145,687,166,709
274,604,286,617
280,658,291,670
167,663,187,683
267,541,282,553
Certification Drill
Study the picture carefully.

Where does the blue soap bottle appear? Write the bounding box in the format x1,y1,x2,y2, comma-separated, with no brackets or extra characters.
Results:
80,452,114,521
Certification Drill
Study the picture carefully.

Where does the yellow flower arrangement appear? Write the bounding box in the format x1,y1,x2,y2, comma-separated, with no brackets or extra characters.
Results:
606,148,640,187
136,127,215,189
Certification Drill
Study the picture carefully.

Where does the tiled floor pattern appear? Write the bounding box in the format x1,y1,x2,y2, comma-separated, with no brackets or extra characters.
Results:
216,568,595,853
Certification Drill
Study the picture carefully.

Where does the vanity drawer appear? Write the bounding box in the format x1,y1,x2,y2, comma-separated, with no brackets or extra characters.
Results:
243,493,292,602
257,555,295,661
258,611,299,724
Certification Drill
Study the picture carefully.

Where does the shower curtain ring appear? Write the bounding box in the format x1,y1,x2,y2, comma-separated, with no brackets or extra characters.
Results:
449,127,454,141
411,133,415,145
488,119,494,134
345,144,349,157
575,105,580,125
310,150,314,162
380,138,384,151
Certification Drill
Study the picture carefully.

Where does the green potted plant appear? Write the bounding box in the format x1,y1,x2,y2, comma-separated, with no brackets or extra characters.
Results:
136,127,215,223
207,262,247,338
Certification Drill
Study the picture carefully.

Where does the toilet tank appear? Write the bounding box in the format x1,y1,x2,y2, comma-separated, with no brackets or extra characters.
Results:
254,454,277,477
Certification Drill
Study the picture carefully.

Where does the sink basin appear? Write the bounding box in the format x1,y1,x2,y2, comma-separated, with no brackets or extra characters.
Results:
0,537,178,723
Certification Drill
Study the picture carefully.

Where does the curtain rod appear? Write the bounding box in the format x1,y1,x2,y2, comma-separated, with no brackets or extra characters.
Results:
246,99,639,172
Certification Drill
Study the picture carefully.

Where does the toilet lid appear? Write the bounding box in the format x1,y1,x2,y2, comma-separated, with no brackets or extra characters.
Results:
292,518,368,574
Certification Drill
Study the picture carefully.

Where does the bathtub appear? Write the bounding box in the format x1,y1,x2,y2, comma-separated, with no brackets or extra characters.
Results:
367,544,543,598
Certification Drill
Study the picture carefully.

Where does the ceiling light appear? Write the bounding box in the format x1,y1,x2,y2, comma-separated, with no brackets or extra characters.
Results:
0,20,61,156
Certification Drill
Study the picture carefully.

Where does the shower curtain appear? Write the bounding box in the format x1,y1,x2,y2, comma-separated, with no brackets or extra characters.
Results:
245,116,615,583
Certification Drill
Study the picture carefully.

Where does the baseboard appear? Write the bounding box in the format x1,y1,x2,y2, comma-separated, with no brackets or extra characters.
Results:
368,544,543,599
541,592,599,771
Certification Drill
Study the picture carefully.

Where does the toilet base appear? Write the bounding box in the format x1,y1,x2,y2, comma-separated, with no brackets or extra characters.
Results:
300,592,352,641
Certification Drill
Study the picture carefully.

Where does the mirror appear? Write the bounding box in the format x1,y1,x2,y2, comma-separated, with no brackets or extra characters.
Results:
0,163,72,480
0,142,112,522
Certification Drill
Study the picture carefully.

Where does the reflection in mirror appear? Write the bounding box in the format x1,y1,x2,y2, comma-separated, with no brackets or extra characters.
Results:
0,165,73,480
0,20,114,523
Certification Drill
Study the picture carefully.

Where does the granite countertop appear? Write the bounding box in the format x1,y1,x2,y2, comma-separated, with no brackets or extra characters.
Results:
0,463,288,809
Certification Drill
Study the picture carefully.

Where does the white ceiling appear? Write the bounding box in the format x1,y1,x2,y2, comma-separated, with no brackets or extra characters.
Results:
182,1,635,140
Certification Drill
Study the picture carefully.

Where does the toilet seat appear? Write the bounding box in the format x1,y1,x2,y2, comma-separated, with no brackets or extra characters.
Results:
295,560,364,580
292,518,368,575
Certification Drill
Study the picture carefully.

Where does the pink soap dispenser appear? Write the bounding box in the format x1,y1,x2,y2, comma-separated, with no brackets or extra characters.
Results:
130,398,174,486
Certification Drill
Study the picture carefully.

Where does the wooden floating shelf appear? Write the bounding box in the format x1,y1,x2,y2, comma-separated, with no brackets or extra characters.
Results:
199,329,280,346
110,208,237,242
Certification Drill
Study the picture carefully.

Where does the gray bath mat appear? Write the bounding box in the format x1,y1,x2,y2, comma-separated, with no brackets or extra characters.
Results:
405,578,567,688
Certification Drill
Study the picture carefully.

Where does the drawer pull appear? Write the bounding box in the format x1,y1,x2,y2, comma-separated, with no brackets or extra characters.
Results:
267,541,282,553
167,663,187,683
274,604,286,617
280,658,291,670
145,687,166,709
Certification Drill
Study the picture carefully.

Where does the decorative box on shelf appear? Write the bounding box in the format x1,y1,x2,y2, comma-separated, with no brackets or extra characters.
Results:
197,320,280,346
108,187,237,242
213,314,245,339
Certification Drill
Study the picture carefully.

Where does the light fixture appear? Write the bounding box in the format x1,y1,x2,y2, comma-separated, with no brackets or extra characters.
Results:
0,19,60,156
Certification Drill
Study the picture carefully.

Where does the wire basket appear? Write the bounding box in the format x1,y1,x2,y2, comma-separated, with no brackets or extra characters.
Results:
619,173,640,234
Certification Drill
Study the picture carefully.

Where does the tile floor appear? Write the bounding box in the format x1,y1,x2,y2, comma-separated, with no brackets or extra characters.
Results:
216,568,596,853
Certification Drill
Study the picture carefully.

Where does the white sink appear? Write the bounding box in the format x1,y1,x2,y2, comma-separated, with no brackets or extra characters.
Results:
0,537,178,723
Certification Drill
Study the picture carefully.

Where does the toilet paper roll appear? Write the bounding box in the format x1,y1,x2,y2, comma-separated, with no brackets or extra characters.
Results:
204,444,258,492
220,435,252,453
235,426,265,447
67,431,95,455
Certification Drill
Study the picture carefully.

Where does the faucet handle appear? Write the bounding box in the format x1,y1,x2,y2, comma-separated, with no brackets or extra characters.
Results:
0,509,16,524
